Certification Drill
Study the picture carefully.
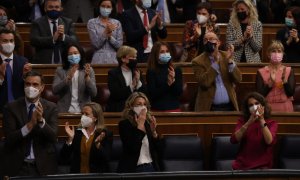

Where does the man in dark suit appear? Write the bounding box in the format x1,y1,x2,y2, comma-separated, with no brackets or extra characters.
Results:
0,29,31,112
121,0,167,63
12,0,45,22
30,0,78,64
2,71,58,176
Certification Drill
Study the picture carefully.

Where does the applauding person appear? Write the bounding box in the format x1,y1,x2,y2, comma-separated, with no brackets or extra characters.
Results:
147,41,183,112
61,102,113,173
106,45,146,112
231,92,278,170
118,92,161,173
52,43,97,113
87,0,123,64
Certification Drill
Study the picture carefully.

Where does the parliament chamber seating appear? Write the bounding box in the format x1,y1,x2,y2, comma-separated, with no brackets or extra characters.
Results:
109,136,122,173
279,135,300,169
211,136,239,170
161,135,204,171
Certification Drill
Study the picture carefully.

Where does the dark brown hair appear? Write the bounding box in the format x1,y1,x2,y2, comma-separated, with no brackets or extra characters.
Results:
242,92,271,121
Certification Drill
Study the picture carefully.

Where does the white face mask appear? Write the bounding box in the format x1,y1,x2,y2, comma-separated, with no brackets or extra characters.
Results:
142,0,152,9
197,14,208,24
249,104,260,115
81,115,94,128
1,42,15,54
133,105,147,115
24,86,40,99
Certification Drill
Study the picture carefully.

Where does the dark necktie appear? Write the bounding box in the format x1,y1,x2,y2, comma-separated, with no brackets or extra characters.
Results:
5,59,14,102
52,20,60,63
25,103,35,157
117,0,124,14
142,10,149,49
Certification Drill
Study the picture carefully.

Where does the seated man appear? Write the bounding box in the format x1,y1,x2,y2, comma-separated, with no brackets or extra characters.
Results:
192,32,242,111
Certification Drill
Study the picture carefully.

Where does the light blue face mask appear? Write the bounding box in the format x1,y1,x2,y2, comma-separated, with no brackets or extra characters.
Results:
142,0,152,9
0,16,7,26
159,53,171,63
100,7,112,17
285,17,295,27
68,54,81,64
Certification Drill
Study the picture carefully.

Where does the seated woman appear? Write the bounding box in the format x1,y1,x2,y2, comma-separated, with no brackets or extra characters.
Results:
52,43,97,113
256,40,295,112
231,92,278,170
181,2,219,62
276,6,300,63
146,41,183,112
87,0,123,64
60,102,112,173
106,45,146,112
117,92,161,173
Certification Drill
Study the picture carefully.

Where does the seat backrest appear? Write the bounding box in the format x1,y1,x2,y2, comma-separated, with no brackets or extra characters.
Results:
55,140,71,174
161,135,203,171
293,85,300,112
279,135,300,169
92,84,110,112
0,138,5,177
41,84,59,104
109,136,122,172
211,136,239,170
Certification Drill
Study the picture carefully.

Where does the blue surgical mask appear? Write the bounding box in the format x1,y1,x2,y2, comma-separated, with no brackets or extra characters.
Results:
142,0,152,9
46,10,61,20
68,54,81,64
159,53,171,63
100,7,112,17
0,16,7,26
285,17,295,27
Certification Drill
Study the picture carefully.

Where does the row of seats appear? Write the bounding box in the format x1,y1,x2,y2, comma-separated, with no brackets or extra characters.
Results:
1,135,300,175
41,82,300,112
58,135,300,173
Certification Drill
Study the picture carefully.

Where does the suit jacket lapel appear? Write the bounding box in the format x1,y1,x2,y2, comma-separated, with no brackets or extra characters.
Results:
20,98,28,125
42,16,53,36
78,70,85,101
117,67,127,87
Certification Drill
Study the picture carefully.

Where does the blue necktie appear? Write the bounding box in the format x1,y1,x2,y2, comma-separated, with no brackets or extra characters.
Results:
5,59,14,102
157,0,165,23
25,103,35,157
52,20,60,63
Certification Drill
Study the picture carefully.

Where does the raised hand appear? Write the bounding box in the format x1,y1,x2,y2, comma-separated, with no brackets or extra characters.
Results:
66,64,79,81
95,131,106,149
135,108,147,132
23,63,32,75
226,44,234,61
84,63,91,80
65,121,75,144
167,66,175,86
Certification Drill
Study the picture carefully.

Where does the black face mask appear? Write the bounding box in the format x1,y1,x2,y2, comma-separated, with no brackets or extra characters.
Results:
126,60,137,70
237,11,247,21
204,41,216,53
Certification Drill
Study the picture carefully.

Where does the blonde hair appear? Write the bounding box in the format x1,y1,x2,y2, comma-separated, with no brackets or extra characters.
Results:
267,40,284,55
122,92,152,126
81,102,106,132
116,45,137,65
229,0,259,28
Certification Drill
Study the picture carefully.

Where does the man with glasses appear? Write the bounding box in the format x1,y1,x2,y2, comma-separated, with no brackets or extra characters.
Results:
192,32,242,111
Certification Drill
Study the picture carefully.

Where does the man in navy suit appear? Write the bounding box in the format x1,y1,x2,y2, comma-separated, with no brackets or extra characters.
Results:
30,0,78,64
0,29,32,112
121,0,167,63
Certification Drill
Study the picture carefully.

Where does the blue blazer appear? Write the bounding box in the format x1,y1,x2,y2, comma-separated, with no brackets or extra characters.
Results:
121,7,167,61
0,54,27,112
